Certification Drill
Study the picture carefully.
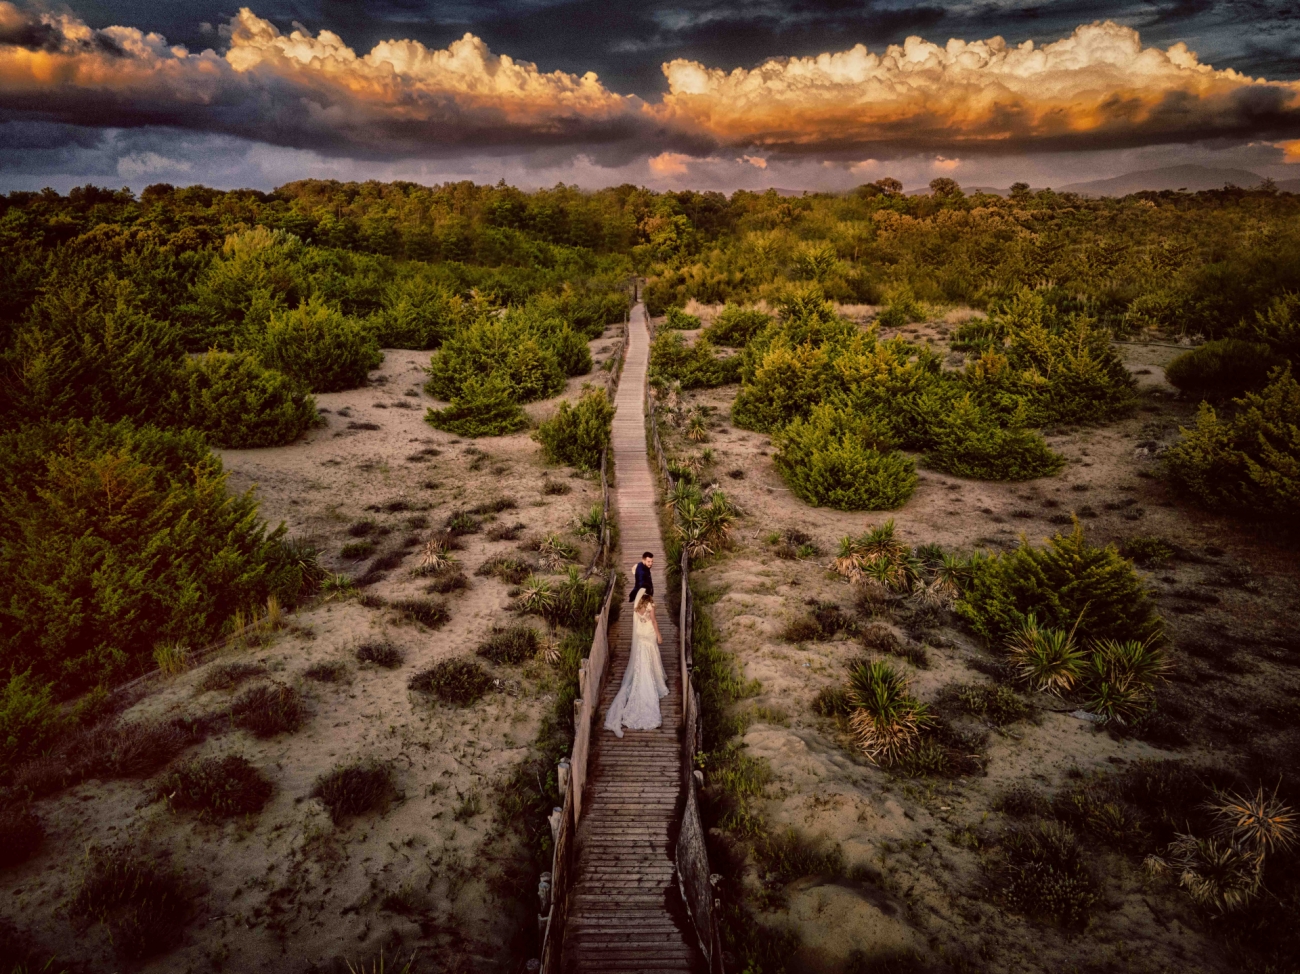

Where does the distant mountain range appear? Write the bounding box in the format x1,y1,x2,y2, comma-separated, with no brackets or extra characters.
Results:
1057,165,1275,196
894,165,1300,198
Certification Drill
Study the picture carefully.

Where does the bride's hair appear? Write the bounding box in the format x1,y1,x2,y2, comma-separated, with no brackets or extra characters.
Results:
636,595,655,613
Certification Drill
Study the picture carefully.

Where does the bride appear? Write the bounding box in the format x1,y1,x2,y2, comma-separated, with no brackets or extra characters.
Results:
603,591,668,738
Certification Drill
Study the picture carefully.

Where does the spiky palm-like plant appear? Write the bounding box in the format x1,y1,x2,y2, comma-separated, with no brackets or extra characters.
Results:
1207,786,1297,856
516,575,555,615
676,498,715,558
1005,615,1085,695
419,537,453,572
834,520,914,583
538,532,577,570
846,660,933,765
685,413,709,442
931,552,976,601
1082,636,1169,723
576,504,603,540
666,479,702,515
1149,834,1263,914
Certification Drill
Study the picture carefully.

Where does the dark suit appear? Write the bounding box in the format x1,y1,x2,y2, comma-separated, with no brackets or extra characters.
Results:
629,562,654,603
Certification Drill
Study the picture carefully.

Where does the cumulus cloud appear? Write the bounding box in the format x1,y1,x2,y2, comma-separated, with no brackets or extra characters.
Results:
655,21,1300,154
0,5,1297,164
0,3,649,157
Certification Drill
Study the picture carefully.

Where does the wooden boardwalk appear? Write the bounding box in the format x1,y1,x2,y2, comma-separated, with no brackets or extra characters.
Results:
562,303,701,973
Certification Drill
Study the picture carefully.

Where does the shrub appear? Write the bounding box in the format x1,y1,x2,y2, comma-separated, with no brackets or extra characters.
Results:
1123,535,1174,566
925,395,1064,481
0,803,44,867
426,569,469,594
0,418,318,702
0,673,66,780
812,685,853,718
304,660,349,683
1163,366,1300,521
157,754,273,818
1005,615,1085,694
956,522,1163,648
341,540,377,560
846,660,933,765
71,845,192,960
1165,339,1279,400
476,555,536,584
997,821,1098,926
704,303,771,347
663,306,702,330
253,296,382,392
994,782,1051,818
534,387,615,470
477,625,540,665
774,404,916,510
198,661,266,692
952,682,1032,726
649,330,741,390
391,597,450,629
230,682,304,737
423,313,566,404
367,277,465,349
164,350,317,448
356,641,404,668
311,760,397,825
424,373,528,437
409,659,494,706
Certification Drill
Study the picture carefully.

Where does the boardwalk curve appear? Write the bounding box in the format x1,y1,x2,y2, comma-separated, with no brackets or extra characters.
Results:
562,303,701,972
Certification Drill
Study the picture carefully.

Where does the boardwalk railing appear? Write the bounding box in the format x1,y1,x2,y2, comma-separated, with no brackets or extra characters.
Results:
538,309,631,973
645,356,725,973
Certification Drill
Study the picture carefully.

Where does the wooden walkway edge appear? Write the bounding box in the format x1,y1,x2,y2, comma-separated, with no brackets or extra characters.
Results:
561,303,701,972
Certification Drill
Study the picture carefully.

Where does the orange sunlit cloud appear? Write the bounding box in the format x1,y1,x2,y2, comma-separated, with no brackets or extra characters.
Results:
0,5,1297,160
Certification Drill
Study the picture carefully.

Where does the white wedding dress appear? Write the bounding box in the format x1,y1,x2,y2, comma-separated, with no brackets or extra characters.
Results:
603,591,669,738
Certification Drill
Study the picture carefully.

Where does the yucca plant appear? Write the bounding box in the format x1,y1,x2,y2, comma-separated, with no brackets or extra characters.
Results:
537,532,577,570
676,497,715,558
1082,637,1169,723
516,575,555,615
684,413,709,442
930,552,975,601
667,479,702,515
1004,614,1085,695
418,537,453,573
1207,786,1297,856
1148,834,1263,914
835,520,913,583
701,491,737,548
846,660,933,765
576,504,604,540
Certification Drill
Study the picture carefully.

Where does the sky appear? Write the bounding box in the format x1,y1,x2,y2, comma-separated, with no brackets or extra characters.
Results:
0,0,1298,193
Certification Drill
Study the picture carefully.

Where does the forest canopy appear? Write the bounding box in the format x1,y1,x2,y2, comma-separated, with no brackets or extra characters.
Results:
2,176,1299,775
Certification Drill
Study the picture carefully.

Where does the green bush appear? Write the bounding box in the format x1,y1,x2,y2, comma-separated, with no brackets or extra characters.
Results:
773,404,916,510
663,306,702,329
731,338,830,431
157,754,274,818
0,673,66,780
997,821,1098,926
368,277,466,349
0,419,319,702
0,277,183,427
534,387,615,470
424,308,584,403
425,373,529,437
704,303,771,347
1234,290,1300,362
165,350,317,448
924,395,1064,481
476,625,540,665
1163,366,1300,520
956,522,1163,647
71,845,193,961
409,659,494,706
648,331,740,389
252,296,382,392
1165,339,1279,400
311,760,396,824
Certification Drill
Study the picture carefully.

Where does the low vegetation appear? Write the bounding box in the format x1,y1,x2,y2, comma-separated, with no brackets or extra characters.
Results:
534,386,615,470
157,754,274,818
310,760,397,825
70,845,193,961
408,659,494,706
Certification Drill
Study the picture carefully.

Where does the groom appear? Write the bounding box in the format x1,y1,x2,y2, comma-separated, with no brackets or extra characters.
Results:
629,551,654,603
